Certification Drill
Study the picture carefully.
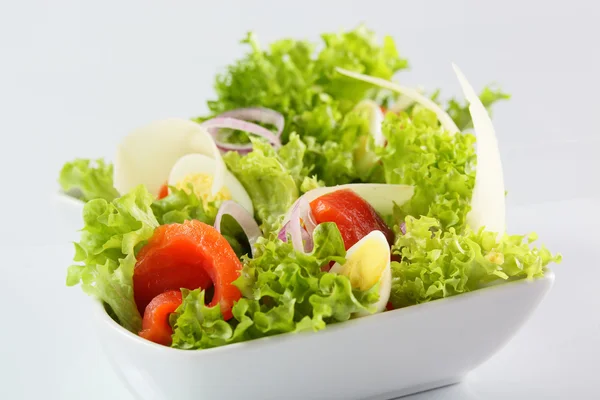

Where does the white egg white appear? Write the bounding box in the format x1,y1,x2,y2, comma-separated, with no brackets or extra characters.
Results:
168,153,253,215
113,118,226,197
330,230,392,316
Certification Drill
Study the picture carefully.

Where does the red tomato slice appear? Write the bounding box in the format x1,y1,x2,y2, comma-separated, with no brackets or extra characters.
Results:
309,189,394,250
157,183,169,199
138,290,182,346
133,220,243,320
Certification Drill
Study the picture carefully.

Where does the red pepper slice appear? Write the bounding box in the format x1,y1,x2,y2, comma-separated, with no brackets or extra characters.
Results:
138,290,182,346
157,183,169,199
133,220,243,320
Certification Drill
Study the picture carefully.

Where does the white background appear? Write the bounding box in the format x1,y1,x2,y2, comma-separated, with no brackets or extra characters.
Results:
0,1,598,399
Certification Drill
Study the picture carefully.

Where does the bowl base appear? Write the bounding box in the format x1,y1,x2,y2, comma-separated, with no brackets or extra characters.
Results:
364,377,462,400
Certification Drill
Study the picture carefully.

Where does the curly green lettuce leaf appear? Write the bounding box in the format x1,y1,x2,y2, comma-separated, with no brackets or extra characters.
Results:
206,25,406,143
446,85,510,131
389,216,562,308
238,222,379,329
151,186,218,225
59,158,119,202
170,289,255,349
377,109,476,230
301,103,385,186
170,223,379,350
223,137,300,235
66,185,159,332
315,26,408,113
303,137,356,186
276,133,311,188
300,176,323,193
208,31,315,140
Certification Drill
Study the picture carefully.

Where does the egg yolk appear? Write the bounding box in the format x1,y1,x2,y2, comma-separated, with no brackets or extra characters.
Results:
337,237,388,291
175,173,232,207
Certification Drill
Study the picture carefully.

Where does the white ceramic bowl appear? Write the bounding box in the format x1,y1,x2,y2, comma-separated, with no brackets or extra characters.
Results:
94,271,554,400
57,193,555,399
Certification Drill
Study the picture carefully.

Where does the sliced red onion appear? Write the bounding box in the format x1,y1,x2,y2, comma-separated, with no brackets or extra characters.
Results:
214,141,254,154
277,197,315,253
200,117,282,154
399,222,407,235
278,221,314,253
288,199,305,252
301,227,314,252
304,207,318,235
217,108,284,137
214,200,262,257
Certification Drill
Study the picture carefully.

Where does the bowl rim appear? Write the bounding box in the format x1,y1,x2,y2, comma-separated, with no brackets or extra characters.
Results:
93,269,555,357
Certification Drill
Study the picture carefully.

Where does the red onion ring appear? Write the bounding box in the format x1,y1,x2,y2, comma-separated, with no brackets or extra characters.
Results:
217,108,284,137
399,221,407,235
278,221,314,253
214,200,262,257
200,113,282,154
277,197,315,253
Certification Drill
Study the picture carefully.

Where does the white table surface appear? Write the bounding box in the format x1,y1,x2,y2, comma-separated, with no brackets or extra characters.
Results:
0,1,598,399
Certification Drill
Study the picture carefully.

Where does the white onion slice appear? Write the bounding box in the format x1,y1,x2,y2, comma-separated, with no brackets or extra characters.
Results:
336,67,459,134
288,200,304,252
452,63,506,235
200,117,282,149
113,118,226,197
282,183,414,226
217,108,285,137
214,200,262,256
354,100,385,147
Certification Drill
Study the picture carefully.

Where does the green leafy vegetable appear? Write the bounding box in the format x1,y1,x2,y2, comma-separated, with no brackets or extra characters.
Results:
66,185,159,332
170,223,379,350
59,158,119,202
389,216,562,308
151,186,217,225
303,137,356,186
446,85,510,131
206,25,407,143
377,108,476,230
301,104,383,186
276,133,311,188
223,138,300,235
315,27,408,112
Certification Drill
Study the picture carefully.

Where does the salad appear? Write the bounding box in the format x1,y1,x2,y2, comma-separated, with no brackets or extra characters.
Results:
60,26,561,349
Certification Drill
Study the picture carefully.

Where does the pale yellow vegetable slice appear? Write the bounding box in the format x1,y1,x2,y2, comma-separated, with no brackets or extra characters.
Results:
452,63,506,235
335,67,459,134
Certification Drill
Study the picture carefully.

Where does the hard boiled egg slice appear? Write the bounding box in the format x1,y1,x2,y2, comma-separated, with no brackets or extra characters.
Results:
330,230,392,316
113,118,226,197
168,154,253,215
